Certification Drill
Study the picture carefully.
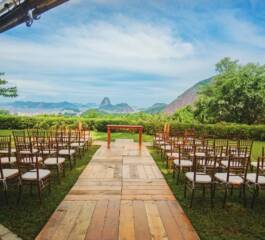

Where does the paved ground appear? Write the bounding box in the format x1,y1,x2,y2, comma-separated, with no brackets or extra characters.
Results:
0,225,22,240
36,139,199,240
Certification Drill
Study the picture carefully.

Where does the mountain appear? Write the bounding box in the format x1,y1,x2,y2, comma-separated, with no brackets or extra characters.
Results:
100,97,111,107
164,78,213,114
99,97,135,113
145,103,167,114
0,101,97,115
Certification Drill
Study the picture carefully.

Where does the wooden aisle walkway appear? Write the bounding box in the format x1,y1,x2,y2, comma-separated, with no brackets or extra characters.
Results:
36,139,199,240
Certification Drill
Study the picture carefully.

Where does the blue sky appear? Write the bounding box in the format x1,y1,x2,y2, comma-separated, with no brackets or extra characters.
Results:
1,0,265,107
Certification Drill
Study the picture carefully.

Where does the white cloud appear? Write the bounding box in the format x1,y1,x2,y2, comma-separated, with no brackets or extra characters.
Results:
1,8,265,106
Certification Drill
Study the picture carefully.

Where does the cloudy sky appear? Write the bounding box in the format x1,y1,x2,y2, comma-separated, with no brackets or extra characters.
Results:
1,0,265,106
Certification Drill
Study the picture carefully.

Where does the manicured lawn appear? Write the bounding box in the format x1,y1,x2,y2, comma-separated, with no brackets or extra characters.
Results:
0,145,99,240
149,147,265,240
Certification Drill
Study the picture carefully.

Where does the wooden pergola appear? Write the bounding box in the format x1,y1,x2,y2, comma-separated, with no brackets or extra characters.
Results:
0,0,69,33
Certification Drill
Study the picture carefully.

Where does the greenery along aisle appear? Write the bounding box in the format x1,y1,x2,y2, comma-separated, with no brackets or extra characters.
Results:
0,146,99,240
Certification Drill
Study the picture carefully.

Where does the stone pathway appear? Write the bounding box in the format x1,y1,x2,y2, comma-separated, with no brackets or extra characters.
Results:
0,225,22,240
36,139,200,240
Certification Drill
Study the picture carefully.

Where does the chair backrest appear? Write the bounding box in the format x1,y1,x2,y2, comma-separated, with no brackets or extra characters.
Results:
255,148,265,183
0,135,12,157
0,141,12,180
225,147,249,181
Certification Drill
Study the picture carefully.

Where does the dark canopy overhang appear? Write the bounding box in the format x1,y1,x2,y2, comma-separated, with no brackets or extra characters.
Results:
0,0,69,33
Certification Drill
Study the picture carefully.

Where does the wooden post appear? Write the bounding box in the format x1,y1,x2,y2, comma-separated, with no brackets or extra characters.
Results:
107,126,111,149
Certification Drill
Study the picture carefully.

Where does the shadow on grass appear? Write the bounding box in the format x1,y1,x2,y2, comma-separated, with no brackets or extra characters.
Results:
0,145,99,240
148,147,265,240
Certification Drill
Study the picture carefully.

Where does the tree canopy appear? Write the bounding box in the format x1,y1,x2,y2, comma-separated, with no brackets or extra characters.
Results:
194,58,265,124
0,73,17,97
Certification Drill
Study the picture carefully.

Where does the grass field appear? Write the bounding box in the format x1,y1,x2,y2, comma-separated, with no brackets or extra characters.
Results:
0,129,265,239
149,147,265,240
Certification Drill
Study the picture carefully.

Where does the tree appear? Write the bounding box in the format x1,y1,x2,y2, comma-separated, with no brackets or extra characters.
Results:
172,105,196,123
194,58,265,124
0,72,17,97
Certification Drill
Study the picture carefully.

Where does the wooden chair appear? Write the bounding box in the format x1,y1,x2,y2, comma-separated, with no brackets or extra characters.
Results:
166,134,183,169
58,130,76,169
246,154,265,208
15,136,51,204
0,135,17,167
70,130,85,157
214,147,249,207
0,141,20,203
173,143,194,184
13,134,42,166
42,135,65,183
184,146,217,208
251,147,265,172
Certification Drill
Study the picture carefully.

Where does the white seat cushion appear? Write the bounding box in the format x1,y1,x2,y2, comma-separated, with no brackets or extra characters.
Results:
173,159,192,167
0,148,16,154
189,152,206,157
166,152,179,159
20,149,38,155
1,169,19,179
0,157,17,164
59,149,75,156
71,142,85,147
246,173,265,184
161,145,171,150
215,172,243,185
186,172,212,183
44,157,65,165
42,150,56,155
22,169,50,181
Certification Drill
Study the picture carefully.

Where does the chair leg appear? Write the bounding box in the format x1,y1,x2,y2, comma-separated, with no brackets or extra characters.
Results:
176,168,181,184
230,186,233,196
242,184,247,207
184,181,187,198
17,184,22,204
37,184,42,205
57,166,61,183
223,185,228,208
190,187,195,208
202,185,206,198
251,186,259,208
63,163,66,177
210,183,215,208
4,189,8,204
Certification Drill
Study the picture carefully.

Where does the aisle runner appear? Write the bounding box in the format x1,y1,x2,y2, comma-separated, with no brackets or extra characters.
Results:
37,139,199,240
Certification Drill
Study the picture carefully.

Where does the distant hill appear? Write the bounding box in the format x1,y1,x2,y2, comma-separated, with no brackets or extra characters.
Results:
0,101,97,115
164,78,213,114
145,103,167,114
99,97,135,113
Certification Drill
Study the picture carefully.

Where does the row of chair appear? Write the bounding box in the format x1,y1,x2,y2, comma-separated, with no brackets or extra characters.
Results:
154,129,264,208
0,129,92,204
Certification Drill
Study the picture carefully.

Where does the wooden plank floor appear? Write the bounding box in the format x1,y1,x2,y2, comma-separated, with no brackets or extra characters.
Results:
36,139,199,240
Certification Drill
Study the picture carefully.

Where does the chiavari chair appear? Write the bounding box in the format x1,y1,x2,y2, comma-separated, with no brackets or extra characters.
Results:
0,141,20,204
214,147,249,207
246,149,265,208
0,135,17,166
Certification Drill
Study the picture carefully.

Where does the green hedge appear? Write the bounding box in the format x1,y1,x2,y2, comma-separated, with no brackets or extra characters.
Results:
0,115,264,140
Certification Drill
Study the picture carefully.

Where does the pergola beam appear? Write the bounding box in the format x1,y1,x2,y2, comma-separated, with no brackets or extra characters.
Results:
0,0,69,33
